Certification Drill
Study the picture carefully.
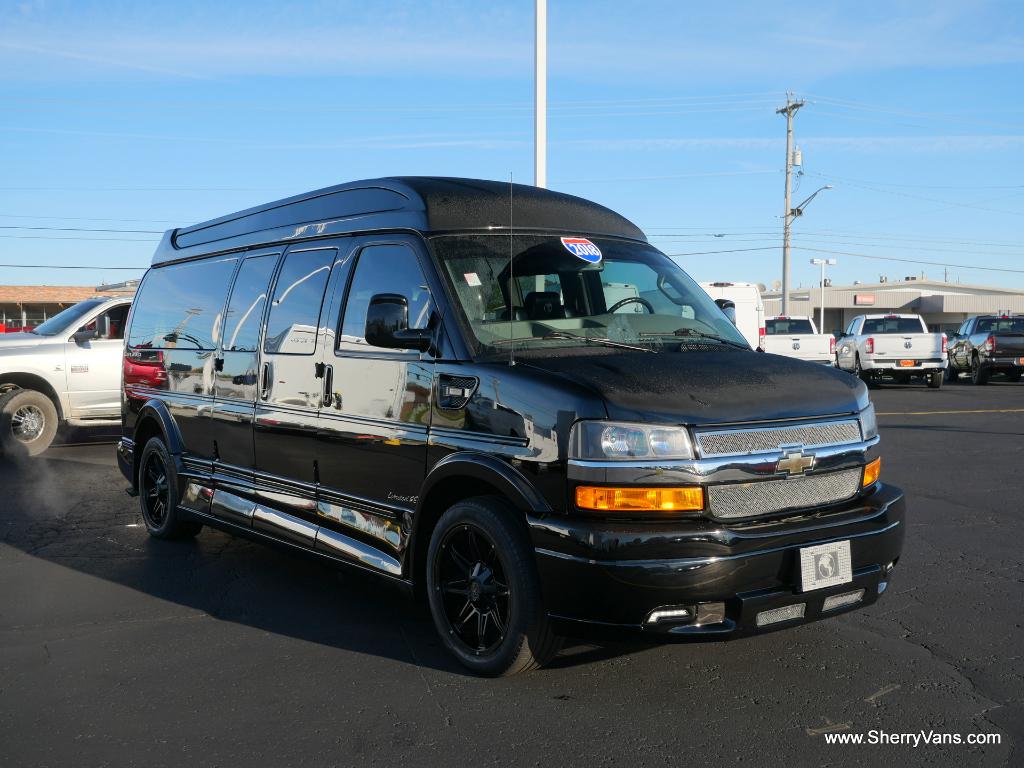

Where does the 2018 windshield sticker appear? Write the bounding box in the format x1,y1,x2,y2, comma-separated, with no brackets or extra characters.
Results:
561,237,602,263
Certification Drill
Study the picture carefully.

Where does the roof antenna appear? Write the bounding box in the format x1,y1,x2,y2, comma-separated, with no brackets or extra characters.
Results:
508,172,516,367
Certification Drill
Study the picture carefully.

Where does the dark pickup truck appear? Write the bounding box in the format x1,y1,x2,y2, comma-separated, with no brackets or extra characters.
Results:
946,314,1024,384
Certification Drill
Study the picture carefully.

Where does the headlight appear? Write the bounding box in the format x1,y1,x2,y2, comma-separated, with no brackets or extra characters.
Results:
859,403,878,440
570,421,694,461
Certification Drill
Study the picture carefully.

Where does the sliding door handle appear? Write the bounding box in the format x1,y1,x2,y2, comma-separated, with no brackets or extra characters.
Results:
260,362,272,401
322,364,334,407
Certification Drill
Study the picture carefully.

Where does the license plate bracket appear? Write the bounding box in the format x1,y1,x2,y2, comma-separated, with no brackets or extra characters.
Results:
799,540,853,592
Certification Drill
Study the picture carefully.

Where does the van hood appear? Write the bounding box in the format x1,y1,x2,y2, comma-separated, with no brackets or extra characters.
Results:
0,333,44,349
517,348,867,425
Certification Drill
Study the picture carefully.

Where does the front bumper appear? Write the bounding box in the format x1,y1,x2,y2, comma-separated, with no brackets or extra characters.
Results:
530,482,904,639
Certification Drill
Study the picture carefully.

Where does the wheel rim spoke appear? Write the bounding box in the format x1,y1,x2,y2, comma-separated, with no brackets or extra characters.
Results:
434,522,511,656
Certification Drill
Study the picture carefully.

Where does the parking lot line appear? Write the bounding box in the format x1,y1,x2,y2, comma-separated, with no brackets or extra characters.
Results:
877,408,1024,416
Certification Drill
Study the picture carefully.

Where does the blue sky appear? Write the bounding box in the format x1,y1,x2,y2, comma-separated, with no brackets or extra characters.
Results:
0,0,1021,290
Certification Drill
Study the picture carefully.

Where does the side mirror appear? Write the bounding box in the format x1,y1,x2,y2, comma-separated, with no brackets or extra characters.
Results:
714,298,737,326
73,315,109,344
364,294,432,352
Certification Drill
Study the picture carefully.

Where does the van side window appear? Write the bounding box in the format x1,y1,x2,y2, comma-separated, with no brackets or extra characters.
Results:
223,255,278,352
127,257,238,350
264,249,334,355
338,245,433,352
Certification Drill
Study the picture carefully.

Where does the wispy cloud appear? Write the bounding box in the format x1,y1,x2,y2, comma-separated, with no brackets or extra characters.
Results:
0,41,211,80
1,1,1021,84
570,135,1024,153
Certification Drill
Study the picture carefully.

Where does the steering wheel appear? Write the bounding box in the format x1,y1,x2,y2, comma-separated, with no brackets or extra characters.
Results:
607,296,655,314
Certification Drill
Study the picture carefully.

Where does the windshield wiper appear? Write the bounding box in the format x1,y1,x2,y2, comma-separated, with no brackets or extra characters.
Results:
541,330,654,353
639,328,750,350
490,331,653,353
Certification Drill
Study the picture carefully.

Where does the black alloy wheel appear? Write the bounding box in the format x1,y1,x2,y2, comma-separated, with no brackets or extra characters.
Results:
434,523,510,655
971,355,990,385
141,450,170,528
426,497,561,676
944,361,959,383
137,437,202,539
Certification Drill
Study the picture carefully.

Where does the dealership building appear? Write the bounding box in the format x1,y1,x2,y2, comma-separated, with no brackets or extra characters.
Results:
762,278,1024,335
0,282,138,332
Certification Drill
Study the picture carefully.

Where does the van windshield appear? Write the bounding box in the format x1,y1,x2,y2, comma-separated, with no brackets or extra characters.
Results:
30,298,107,336
430,234,748,357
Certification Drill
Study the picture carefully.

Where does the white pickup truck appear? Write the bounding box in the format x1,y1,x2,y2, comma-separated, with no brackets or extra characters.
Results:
836,313,947,388
0,296,132,455
762,316,835,364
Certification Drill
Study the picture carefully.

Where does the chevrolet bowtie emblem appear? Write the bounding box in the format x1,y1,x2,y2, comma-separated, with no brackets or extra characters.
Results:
777,449,815,476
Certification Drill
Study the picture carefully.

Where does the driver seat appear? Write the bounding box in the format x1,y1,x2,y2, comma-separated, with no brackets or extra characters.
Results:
524,291,570,320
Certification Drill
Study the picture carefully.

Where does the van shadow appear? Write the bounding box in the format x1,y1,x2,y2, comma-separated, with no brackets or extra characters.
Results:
0,446,637,676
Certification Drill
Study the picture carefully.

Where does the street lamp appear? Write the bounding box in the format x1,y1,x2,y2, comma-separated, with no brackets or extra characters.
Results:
810,257,837,333
782,184,831,313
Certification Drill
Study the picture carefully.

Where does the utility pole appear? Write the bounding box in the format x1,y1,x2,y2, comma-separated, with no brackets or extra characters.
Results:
777,94,805,314
534,0,547,188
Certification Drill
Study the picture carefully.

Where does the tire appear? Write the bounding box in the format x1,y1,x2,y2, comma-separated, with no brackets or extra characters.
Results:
426,496,561,676
927,370,943,389
137,437,202,540
0,388,58,457
855,355,873,386
970,355,990,385
944,363,959,383
1007,371,1022,383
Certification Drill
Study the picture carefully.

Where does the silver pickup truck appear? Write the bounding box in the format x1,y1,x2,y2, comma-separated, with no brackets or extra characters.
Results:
836,313,946,388
0,296,131,455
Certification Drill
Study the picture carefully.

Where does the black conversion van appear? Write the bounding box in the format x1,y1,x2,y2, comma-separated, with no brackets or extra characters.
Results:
118,177,904,675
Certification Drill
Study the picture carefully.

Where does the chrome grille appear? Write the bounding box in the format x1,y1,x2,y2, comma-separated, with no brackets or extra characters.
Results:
696,420,861,457
707,468,862,520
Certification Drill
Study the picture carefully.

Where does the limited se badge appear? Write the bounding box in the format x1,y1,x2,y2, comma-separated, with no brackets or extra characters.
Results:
561,237,602,263
799,540,853,592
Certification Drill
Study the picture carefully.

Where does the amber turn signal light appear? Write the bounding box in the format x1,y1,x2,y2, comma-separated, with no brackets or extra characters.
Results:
862,457,881,487
575,486,704,512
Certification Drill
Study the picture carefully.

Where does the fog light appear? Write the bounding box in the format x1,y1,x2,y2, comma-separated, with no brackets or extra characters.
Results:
696,602,726,626
822,589,865,612
756,603,805,627
885,560,896,573
646,606,694,624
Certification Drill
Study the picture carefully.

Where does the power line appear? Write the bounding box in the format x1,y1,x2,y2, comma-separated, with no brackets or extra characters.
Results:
0,225,163,234
799,247,1024,275
0,263,145,270
667,246,779,257
0,234,158,242
0,213,188,224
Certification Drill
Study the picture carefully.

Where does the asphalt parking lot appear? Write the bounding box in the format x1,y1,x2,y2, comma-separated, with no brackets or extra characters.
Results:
1,381,1022,767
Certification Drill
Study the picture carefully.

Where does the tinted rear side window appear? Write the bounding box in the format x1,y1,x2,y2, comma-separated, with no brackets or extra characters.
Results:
128,257,238,350
862,317,926,334
975,317,1024,334
264,249,335,355
223,254,279,352
766,318,814,334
